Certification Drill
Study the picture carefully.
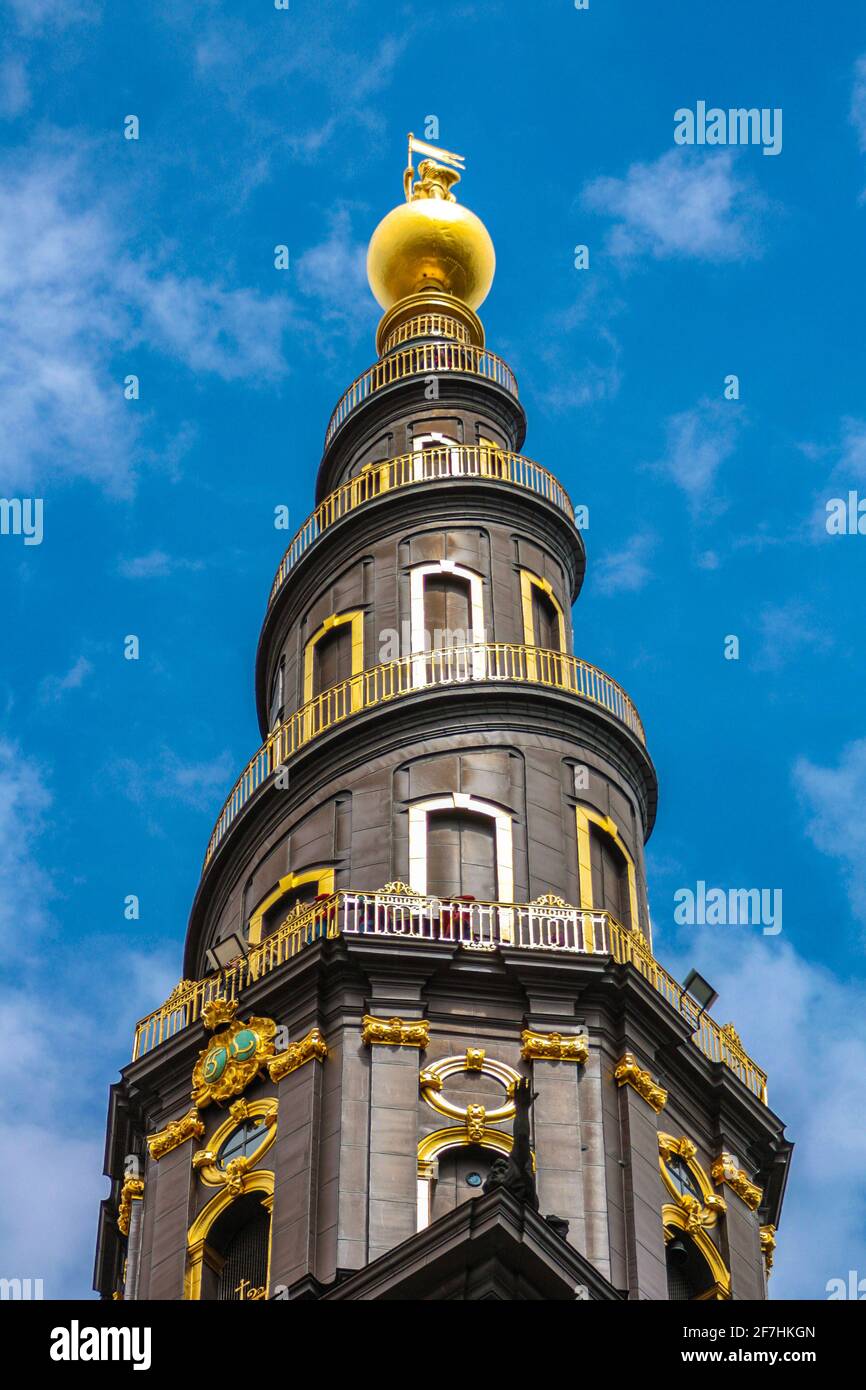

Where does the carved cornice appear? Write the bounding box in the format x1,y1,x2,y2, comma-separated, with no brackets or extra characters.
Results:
760,1224,776,1273
268,1028,329,1081
521,1028,589,1064
361,1015,429,1048
614,1052,667,1112
147,1108,205,1160
711,1153,763,1211
117,1177,144,1236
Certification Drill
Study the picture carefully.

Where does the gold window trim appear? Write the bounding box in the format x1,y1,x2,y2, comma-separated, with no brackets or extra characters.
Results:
519,568,567,669
185,1170,274,1301
247,867,336,945
575,806,640,934
662,1202,731,1300
192,1098,279,1187
302,610,364,708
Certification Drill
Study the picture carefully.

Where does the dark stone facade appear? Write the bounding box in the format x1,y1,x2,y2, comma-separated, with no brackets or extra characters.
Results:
95,283,791,1304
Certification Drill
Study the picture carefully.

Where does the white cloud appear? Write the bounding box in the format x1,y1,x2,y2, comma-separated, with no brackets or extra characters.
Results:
38,655,93,703
111,747,235,817
794,739,866,925
594,531,656,595
654,397,743,503
584,150,764,262
0,143,293,496
294,206,371,339
753,601,833,672
662,931,866,1298
117,550,203,580
851,55,866,153
0,54,30,117
0,740,53,950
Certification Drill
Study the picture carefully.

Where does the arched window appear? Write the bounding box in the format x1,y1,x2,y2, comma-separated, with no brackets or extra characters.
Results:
408,793,513,902
519,570,567,653
429,1143,495,1223
302,611,364,709
427,807,498,900
268,659,285,732
247,867,335,944
409,561,486,684
665,1230,717,1301
575,807,640,934
199,1193,271,1302
411,431,461,478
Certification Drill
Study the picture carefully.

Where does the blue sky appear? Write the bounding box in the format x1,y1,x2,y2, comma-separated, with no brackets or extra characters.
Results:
1,0,865,1299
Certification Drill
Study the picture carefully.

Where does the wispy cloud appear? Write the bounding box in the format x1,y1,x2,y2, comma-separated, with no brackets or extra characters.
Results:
752,601,833,672
793,739,866,926
0,740,53,950
294,205,372,341
653,397,743,506
110,747,235,818
662,931,866,1297
594,531,656,595
584,150,765,263
117,550,204,580
851,54,866,155
0,141,294,496
38,655,93,704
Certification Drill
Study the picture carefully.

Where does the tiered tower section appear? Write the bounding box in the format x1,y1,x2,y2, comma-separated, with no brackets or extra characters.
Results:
96,145,790,1304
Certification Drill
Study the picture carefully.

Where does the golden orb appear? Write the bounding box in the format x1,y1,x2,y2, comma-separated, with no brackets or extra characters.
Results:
367,196,496,312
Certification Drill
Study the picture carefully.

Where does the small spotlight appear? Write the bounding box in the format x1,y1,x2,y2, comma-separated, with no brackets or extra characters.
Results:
205,933,249,972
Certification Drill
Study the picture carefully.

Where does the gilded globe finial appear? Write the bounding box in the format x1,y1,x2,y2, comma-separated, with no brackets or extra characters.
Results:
366,134,496,321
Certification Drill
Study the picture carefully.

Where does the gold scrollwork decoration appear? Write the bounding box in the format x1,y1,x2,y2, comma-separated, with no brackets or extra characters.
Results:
419,1050,522,1131
760,1224,776,1273
658,1133,726,1227
381,881,421,896
361,1015,429,1048
521,1028,589,1064
614,1052,668,1113
711,1153,763,1212
117,1177,144,1236
147,1107,205,1160
268,1028,329,1082
192,1098,278,1188
191,1013,277,1107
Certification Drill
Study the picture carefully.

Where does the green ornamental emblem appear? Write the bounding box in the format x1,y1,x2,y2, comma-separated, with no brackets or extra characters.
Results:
191,1011,275,1107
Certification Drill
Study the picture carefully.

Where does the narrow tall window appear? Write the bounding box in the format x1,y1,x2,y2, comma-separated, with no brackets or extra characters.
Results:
427,808,498,899
313,624,353,695
589,821,632,928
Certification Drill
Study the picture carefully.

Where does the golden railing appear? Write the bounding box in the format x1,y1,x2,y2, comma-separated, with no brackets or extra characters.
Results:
203,643,646,869
268,444,574,606
381,312,470,354
132,890,768,1103
324,342,518,448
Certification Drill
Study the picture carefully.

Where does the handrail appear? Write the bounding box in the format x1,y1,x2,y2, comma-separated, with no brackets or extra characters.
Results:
203,643,646,869
268,444,575,607
131,891,767,1104
324,342,518,448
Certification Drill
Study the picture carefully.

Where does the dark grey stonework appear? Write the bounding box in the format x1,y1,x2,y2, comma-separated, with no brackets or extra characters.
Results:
94,300,791,1303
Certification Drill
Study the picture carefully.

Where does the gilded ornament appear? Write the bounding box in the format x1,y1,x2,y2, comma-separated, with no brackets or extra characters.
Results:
267,1027,329,1081
520,1029,589,1064
711,1153,763,1212
658,1133,726,1226
465,1048,485,1070
419,1068,443,1091
465,1104,486,1142
191,1013,277,1107
147,1107,205,1160
530,893,572,908
614,1052,667,1113
164,979,196,1007
117,1177,144,1236
381,881,421,896
361,1015,429,1048
201,997,238,1031
720,1022,743,1051
760,1224,776,1273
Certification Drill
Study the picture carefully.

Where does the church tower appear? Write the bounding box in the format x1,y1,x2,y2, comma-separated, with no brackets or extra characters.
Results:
95,139,791,1302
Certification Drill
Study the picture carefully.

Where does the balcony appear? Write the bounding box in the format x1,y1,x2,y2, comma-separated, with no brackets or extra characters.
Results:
203,643,647,870
132,888,768,1105
268,443,575,608
324,341,518,449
